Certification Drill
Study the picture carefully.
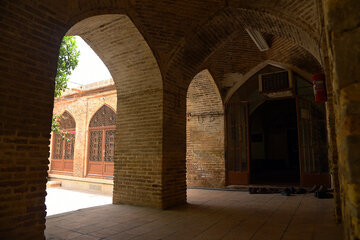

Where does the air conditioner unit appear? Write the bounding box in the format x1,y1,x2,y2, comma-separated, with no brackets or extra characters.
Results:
259,70,294,98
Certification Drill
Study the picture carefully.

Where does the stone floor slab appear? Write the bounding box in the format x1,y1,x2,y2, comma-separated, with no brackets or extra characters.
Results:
46,189,343,240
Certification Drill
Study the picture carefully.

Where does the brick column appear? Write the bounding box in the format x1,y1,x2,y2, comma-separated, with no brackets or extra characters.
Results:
322,55,342,222
113,87,165,208
73,99,89,178
162,85,188,208
323,0,360,238
326,96,342,222
186,70,225,188
113,83,188,209
0,23,61,240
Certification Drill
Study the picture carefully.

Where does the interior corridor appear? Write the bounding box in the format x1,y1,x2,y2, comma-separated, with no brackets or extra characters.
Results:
1,1,358,239
45,189,342,240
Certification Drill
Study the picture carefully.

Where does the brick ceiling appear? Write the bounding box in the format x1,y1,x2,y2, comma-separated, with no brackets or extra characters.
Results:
1,0,324,100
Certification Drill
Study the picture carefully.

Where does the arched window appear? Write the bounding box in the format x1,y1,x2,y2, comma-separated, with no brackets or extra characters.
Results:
87,105,116,178
51,111,76,174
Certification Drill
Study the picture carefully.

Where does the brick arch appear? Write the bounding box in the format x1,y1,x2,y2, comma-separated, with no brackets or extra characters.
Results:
66,14,162,92
224,60,314,103
187,69,224,114
165,6,321,89
186,69,225,188
65,14,164,207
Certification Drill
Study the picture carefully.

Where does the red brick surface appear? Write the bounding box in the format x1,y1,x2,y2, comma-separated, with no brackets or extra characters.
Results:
0,0,355,239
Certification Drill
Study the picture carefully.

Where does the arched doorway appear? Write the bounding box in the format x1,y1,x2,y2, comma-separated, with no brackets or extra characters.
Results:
226,65,329,187
87,105,116,178
50,111,76,174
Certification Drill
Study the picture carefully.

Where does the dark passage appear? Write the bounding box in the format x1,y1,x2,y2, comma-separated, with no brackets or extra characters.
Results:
250,99,299,185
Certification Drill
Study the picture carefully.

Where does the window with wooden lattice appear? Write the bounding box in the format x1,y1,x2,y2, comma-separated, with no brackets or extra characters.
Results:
87,105,116,178
51,111,75,174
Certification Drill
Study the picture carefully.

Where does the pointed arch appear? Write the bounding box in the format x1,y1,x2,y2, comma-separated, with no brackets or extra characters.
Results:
165,6,322,89
66,14,165,206
89,105,116,128
224,60,314,104
66,14,162,93
187,69,224,115
59,110,76,130
186,69,225,188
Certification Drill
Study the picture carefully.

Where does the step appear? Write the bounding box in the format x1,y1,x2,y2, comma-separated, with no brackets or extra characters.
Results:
47,181,62,188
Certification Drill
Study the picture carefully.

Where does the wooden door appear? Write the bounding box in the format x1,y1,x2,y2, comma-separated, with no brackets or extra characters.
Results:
87,128,115,178
103,129,115,176
87,105,116,178
88,130,103,176
51,112,75,174
51,132,75,174
297,96,330,187
227,102,250,185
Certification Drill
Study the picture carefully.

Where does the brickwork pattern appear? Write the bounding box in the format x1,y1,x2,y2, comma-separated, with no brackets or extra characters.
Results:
0,0,353,238
68,15,166,208
323,0,360,238
206,31,322,97
186,70,225,188
51,81,117,179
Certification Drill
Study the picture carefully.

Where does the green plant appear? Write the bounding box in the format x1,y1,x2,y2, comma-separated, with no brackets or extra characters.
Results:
52,36,80,139
55,36,80,98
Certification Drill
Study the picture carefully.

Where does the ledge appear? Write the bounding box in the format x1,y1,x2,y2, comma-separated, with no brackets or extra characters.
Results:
49,174,114,185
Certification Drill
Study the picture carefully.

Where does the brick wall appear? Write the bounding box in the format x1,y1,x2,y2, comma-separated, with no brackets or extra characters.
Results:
0,0,356,238
51,79,117,179
52,71,225,190
323,0,360,238
67,15,166,208
0,2,66,238
186,70,225,188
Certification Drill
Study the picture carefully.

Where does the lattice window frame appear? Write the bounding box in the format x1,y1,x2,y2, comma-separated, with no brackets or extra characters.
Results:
87,105,116,178
51,111,76,173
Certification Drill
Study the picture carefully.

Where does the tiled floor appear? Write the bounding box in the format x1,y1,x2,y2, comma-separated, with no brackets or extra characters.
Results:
46,189,343,240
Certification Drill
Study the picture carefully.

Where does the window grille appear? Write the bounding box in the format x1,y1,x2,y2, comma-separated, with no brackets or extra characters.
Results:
63,133,75,159
105,130,115,162
52,134,63,159
89,105,116,127
89,131,102,161
51,111,76,173
59,111,76,129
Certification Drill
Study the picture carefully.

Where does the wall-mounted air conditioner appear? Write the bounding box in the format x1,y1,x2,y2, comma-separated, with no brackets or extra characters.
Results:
259,70,294,98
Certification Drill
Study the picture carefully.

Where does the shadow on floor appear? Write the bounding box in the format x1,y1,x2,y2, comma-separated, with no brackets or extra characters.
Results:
46,189,343,240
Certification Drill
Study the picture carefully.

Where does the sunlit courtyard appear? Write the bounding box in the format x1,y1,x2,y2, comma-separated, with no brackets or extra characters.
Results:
46,187,112,216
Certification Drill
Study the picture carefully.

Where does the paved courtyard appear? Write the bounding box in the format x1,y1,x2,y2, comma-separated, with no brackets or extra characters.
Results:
46,189,343,240
46,188,112,216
